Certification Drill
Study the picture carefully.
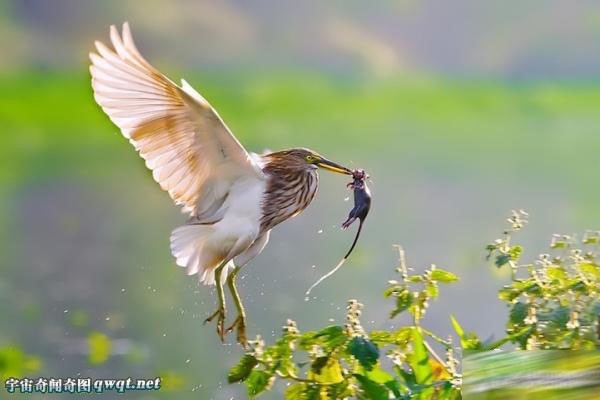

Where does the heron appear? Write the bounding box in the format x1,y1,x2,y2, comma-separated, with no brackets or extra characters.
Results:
90,23,353,347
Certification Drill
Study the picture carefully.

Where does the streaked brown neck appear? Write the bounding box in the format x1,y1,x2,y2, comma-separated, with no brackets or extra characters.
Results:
259,156,318,232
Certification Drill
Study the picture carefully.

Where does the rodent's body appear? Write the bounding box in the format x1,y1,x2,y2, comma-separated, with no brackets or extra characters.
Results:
341,169,371,259
305,168,372,296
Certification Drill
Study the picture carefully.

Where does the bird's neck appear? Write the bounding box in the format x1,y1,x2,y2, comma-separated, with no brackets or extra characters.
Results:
259,164,318,232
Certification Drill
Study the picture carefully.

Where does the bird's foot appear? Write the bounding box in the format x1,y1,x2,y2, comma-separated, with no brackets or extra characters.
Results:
226,315,248,348
204,307,226,342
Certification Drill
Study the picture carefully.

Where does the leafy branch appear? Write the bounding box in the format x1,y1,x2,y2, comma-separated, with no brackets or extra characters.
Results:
486,211,600,350
229,211,600,399
229,250,461,399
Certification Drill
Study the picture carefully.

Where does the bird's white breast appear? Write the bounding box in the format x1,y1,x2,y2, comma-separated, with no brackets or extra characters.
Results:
213,176,266,248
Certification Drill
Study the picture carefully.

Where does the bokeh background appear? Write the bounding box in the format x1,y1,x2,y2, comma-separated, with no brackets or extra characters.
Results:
2,0,600,399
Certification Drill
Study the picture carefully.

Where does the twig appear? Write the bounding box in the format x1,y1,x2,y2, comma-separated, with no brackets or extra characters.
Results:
394,245,409,282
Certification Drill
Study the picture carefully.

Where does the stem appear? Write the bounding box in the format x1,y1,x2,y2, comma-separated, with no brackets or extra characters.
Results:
394,245,409,283
275,371,341,386
423,339,451,375
422,328,452,348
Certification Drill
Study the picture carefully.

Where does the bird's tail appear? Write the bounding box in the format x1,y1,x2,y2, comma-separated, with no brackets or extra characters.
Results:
170,224,233,285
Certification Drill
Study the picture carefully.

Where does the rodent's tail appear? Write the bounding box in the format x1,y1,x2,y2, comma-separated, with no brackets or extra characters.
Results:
305,220,364,297
343,220,363,260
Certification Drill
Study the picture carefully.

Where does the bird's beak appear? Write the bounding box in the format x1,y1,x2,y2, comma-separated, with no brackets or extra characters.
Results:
316,158,353,175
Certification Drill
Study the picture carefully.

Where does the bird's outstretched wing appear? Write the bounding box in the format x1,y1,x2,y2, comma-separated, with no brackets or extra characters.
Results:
90,22,263,219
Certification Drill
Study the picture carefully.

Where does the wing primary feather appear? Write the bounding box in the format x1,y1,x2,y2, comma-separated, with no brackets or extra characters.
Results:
90,23,263,218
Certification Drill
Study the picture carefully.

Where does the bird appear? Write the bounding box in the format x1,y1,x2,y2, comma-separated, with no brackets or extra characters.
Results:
89,23,353,347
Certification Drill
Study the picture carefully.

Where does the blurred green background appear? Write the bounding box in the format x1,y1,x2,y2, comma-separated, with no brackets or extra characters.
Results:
1,1,599,399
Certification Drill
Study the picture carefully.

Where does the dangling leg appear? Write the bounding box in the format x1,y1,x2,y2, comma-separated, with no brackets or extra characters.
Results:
204,260,228,341
226,266,247,347
223,232,271,347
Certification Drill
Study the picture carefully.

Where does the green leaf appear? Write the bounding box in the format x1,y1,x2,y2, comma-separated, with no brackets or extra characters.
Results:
508,326,534,348
394,365,417,391
430,269,458,283
499,279,542,302
580,263,600,279
450,315,481,350
311,356,329,375
368,331,395,345
426,281,439,299
498,287,519,302
408,329,432,385
525,283,542,295
88,331,111,365
546,266,567,281
314,325,344,338
450,315,464,338
365,364,395,384
228,354,258,383
285,383,322,400
569,280,589,294
370,327,413,346
486,243,498,253
509,245,523,261
384,379,403,398
548,305,570,327
384,284,401,298
348,337,379,371
310,358,344,384
509,302,528,325
354,374,389,400
301,325,347,351
246,370,273,398
284,383,305,400
480,336,511,351
495,254,511,268
390,289,413,318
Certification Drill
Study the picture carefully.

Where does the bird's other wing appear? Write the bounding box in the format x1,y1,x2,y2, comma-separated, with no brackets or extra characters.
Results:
90,22,263,219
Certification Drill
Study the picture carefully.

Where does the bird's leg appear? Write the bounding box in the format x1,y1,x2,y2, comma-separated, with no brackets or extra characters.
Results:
225,266,248,348
204,261,228,342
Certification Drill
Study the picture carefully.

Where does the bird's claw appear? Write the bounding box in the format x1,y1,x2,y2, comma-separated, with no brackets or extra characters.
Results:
226,315,248,348
204,307,226,342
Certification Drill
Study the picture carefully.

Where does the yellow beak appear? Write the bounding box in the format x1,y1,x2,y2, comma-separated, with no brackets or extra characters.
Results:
316,158,353,175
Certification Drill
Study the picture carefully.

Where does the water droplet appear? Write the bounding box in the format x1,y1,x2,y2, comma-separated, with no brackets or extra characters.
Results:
63,309,69,313
121,288,126,293
317,229,323,234
105,317,110,321
185,359,191,364
304,296,310,302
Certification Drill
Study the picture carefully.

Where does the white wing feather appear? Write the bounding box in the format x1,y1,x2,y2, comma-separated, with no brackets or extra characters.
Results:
90,22,263,219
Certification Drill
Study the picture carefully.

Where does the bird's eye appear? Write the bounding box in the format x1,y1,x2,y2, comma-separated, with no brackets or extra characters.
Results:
305,155,314,162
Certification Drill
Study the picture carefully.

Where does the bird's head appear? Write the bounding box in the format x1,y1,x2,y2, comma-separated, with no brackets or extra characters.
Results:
273,148,352,175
